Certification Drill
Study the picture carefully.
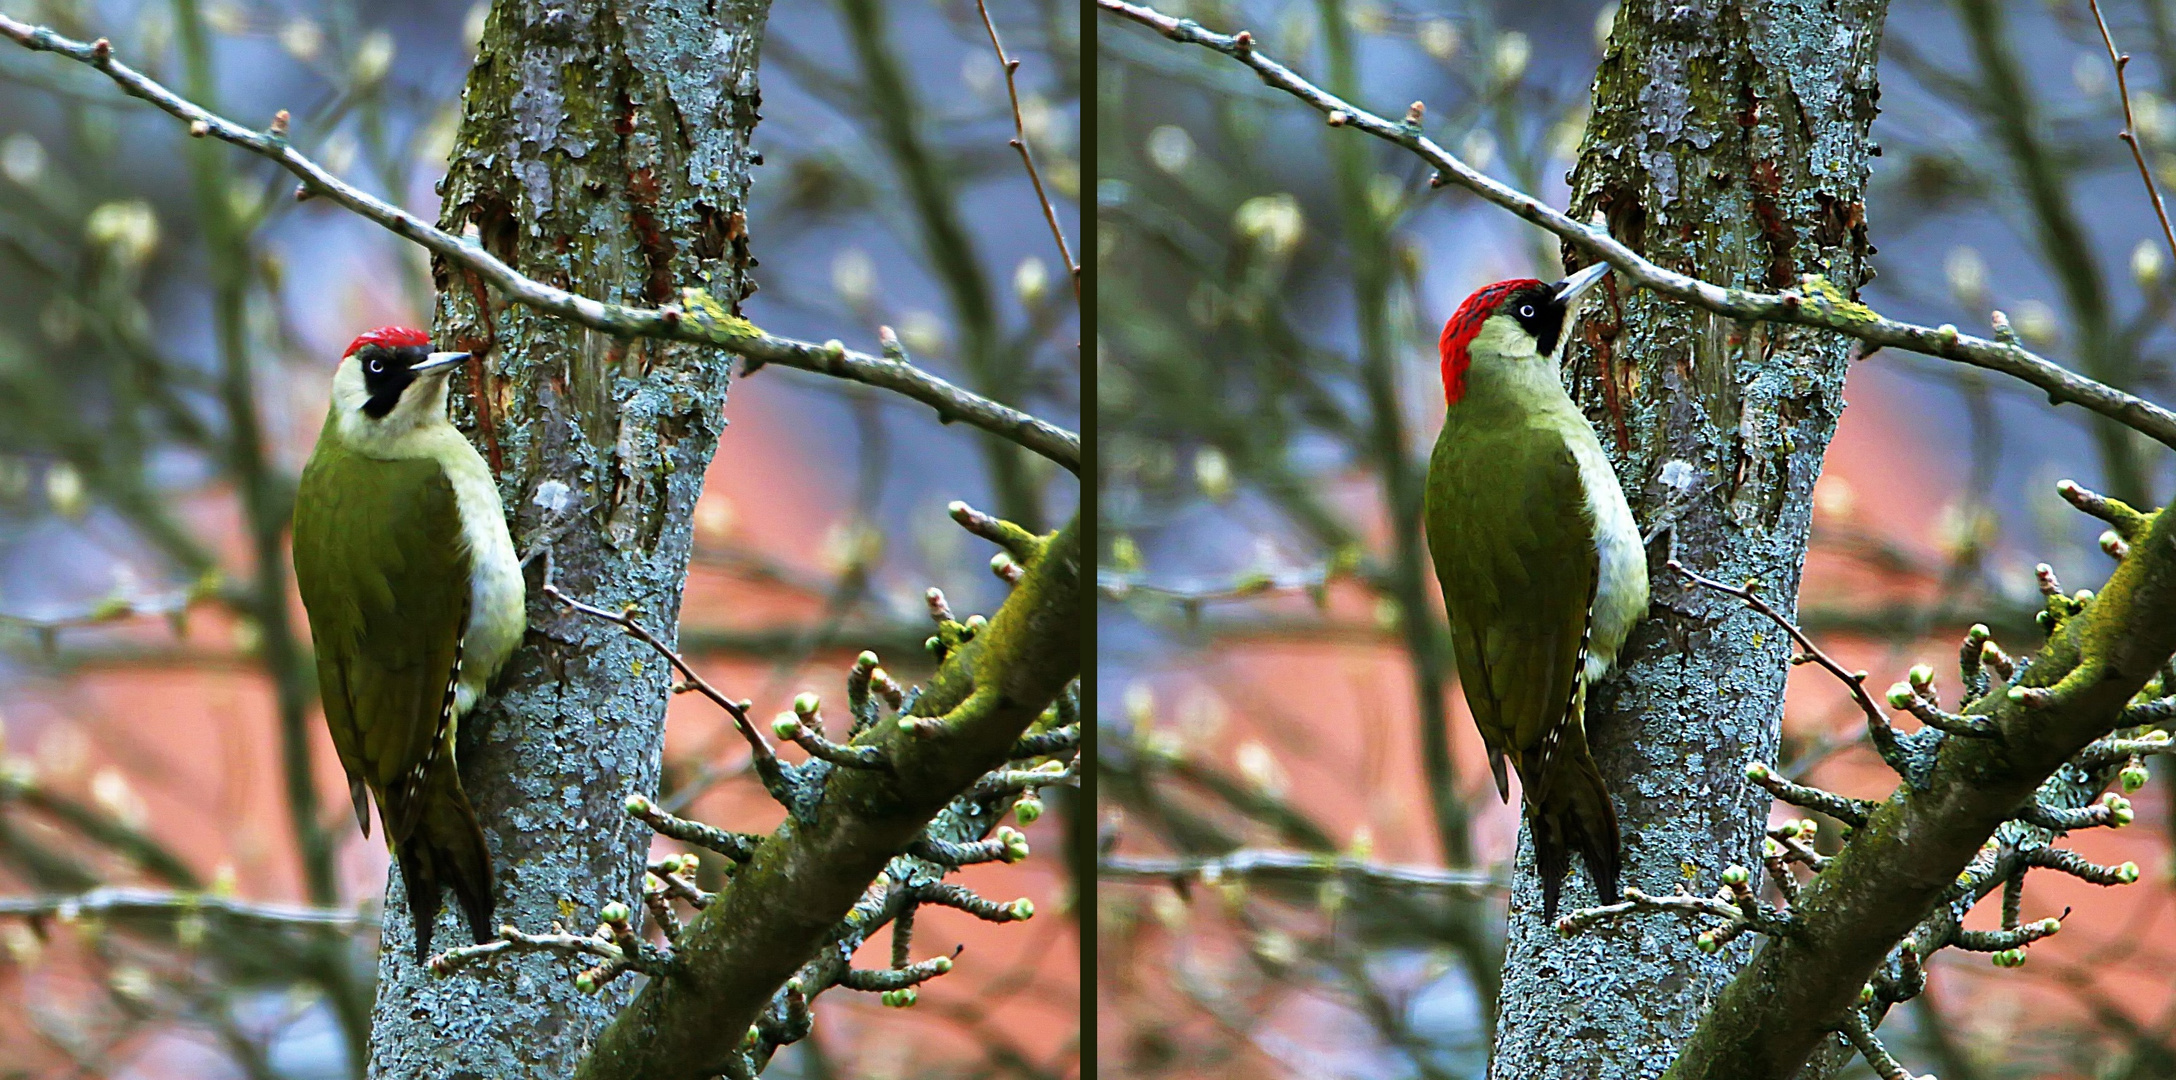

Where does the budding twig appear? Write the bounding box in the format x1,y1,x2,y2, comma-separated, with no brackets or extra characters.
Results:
2087,0,2176,281
1557,884,1793,940
2019,846,2141,885
972,0,1078,302
428,920,672,981
1952,915,2062,952
1886,676,1997,737
916,881,1035,922
771,693,889,770
2017,792,2133,831
624,794,761,862
2057,478,2150,541
1744,762,1871,827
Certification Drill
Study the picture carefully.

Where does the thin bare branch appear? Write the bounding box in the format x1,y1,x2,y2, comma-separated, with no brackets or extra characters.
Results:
973,0,1078,300
1096,0,2176,450
1100,850,1505,896
0,13,1079,473
0,887,370,931
2087,0,2176,273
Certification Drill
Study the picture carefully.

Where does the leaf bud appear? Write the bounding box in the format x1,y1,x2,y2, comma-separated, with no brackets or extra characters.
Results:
2121,761,2150,793
998,826,1032,862
1013,795,1043,825
2107,794,2135,827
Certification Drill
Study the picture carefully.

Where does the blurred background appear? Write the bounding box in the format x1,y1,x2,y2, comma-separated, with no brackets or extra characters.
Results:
0,0,1079,1076
1097,0,2176,1077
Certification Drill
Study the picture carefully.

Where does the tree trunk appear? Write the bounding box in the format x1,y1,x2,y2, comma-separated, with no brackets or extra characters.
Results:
364,1,768,1074
1489,2,1888,1074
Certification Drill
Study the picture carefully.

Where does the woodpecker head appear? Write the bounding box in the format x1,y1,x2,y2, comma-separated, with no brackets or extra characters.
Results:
330,326,469,443
1438,261,1611,407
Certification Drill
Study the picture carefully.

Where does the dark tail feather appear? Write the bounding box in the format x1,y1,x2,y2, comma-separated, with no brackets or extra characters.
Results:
350,778,372,838
393,763,496,960
1529,745,1622,923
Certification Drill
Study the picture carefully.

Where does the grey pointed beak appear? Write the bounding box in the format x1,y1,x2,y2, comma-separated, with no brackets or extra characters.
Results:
1553,261,1612,307
410,350,470,375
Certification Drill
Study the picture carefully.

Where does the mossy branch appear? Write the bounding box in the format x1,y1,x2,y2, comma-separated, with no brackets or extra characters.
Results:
1663,494,2176,1080
572,516,1079,1079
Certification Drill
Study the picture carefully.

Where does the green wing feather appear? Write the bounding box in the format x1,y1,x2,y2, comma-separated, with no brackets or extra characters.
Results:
293,432,468,842
1424,415,1597,801
1427,410,1624,918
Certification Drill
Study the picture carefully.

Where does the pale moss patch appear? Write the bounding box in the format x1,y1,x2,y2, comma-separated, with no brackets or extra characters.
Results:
1798,274,1877,323
678,287,762,342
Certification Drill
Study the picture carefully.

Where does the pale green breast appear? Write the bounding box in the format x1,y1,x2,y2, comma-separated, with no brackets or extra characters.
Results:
1425,407,1599,759
293,421,470,830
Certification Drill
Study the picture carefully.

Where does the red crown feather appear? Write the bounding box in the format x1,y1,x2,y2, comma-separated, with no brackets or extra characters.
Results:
1438,279,1541,406
343,325,432,359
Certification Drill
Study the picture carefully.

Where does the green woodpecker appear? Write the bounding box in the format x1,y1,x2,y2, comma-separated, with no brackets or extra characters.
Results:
293,326,525,958
1424,262,1647,920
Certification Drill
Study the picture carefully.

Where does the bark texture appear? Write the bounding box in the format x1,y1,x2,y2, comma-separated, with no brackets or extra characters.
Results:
364,1,767,1075
1488,2,1889,1075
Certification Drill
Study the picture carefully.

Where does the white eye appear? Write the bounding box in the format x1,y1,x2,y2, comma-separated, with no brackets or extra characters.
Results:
1519,304,1536,318
367,357,385,374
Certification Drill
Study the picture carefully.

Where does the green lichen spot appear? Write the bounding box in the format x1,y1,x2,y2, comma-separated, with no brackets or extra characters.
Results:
679,287,761,343
1799,274,1877,323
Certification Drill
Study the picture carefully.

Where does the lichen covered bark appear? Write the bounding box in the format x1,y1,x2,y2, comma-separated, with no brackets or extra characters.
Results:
363,1,768,1074
1488,2,1888,1075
